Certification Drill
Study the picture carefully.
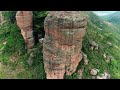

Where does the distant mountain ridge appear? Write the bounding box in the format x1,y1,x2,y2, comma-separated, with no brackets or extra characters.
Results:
101,11,120,24
93,11,117,16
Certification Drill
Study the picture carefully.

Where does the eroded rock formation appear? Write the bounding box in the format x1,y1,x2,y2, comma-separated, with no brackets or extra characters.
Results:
43,11,87,79
16,11,34,49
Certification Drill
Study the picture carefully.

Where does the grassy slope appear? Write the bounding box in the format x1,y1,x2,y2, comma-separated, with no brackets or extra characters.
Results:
66,12,120,79
82,12,120,79
0,11,120,79
0,22,46,79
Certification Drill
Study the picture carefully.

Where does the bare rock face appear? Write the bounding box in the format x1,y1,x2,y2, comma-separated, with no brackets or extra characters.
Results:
16,11,34,49
43,11,87,79
0,12,4,25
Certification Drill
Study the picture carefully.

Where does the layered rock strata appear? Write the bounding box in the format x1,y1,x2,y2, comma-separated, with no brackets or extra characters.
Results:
43,11,87,79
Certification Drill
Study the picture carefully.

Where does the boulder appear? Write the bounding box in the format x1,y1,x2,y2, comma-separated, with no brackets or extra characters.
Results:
96,72,111,79
84,59,89,65
103,53,106,59
77,68,84,79
90,41,96,47
82,53,89,65
107,42,112,46
3,41,7,45
92,76,96,79
82,53,87,59
90,68,98,76
95,43,99,50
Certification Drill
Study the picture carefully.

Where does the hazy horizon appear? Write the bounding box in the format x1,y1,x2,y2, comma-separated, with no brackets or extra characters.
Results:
93,11,117,16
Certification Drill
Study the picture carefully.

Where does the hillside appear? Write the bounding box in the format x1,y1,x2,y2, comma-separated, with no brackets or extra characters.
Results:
0,11,120,79
79,12,120,79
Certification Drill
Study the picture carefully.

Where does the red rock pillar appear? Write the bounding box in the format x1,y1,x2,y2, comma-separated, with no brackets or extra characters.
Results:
16,11,34,49
43,11,87,79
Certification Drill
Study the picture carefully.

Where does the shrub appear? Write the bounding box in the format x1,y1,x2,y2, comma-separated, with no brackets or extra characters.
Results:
33,11,48,42
2,11,17,23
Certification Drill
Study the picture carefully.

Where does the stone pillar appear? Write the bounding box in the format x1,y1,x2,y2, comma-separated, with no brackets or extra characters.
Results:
16,11,34,49
43,11,87,79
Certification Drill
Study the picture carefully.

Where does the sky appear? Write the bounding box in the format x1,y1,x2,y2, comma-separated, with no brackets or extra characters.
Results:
93,11,117,16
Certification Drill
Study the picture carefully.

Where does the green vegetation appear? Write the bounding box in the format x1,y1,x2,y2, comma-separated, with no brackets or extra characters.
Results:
2,11,17,23
33,11,48,43
0,11,120,79
65,12,120,79
0,11,47,79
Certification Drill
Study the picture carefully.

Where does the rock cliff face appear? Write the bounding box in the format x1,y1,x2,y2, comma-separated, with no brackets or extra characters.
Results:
43,11,87,79
16,11,34,49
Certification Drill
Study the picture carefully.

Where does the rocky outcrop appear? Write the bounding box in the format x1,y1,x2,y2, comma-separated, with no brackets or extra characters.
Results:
96,72,111,79
90,68,111,79
90,68,99,76
77,67,84,79
0,12,4,25
43,11,87,79
90,41,99,51
82,52,89,65
16,11,35,49
103,53,111,63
